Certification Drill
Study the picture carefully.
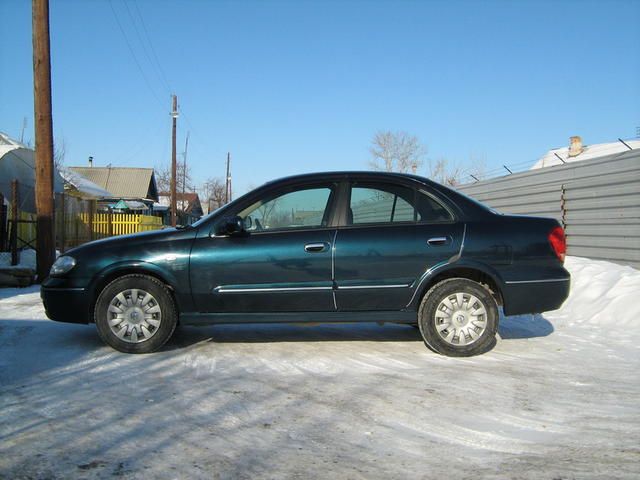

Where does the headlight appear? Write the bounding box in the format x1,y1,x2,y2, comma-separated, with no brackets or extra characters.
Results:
50,256,76,276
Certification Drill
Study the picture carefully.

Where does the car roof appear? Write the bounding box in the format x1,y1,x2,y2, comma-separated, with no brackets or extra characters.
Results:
263,170,436,187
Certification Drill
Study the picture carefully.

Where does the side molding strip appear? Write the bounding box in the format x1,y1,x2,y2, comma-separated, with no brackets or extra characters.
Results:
337,284,409,290
214,286,333,293
505,278,570,284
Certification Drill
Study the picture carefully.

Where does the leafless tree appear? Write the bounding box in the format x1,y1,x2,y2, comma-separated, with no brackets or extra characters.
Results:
427,154,487,187
465,154,487,183
428,158,463,186
53,138,66,170
199,177,226,211
369,131,426,173
156,162,194,193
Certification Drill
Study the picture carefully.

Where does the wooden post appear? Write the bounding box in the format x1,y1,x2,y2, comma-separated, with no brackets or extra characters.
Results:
0,192,5,251
88,200,95,241
11,180,19,266
171,94,178,227
32,0,56,280
74,212,79,247
108,208,114,237
60,192,66,253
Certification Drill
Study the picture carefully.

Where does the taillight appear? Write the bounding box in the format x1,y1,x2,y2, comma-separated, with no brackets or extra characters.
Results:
548,226,566,263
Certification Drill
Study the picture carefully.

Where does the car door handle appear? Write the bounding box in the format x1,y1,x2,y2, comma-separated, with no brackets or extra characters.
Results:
304,242,329,253
427,237,450,246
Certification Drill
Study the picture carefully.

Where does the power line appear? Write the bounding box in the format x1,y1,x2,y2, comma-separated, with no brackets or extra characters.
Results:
122,1,166,92
108,0,165,109
127,1,207,165
132,0,173,94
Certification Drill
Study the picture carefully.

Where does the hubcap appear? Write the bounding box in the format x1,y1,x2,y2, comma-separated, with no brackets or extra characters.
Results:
107,288,162,343
434,292,488,346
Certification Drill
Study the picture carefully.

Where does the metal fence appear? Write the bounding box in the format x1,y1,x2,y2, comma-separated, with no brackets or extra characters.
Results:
457,149,640,269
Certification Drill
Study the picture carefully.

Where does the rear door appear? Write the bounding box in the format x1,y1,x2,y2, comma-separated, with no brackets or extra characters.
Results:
333,180,463,311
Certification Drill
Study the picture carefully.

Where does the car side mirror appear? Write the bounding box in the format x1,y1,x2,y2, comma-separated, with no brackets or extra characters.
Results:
217,216,246,236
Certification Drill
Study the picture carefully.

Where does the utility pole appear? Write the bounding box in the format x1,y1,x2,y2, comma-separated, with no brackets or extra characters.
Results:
170,94,178,227
225,152,232,204
32,0,55,281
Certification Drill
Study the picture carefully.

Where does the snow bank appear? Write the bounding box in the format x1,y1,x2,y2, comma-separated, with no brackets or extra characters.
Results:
544,256,640,332
0,249,36,269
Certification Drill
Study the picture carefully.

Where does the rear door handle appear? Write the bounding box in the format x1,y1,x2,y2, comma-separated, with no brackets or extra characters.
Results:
427,237,450,246
304,242,329,253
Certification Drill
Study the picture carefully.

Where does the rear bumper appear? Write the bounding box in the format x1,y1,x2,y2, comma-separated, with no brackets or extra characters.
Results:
41,282,91,324
502,277,570,316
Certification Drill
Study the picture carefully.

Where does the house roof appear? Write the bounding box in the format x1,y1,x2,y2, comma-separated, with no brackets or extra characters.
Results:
0,131,64,213
69,166,158,201
59,167,114,198
531,139,640,169
158,191,203,215
111,199,147,210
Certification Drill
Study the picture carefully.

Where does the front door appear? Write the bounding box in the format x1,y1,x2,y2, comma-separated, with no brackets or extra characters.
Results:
190,184,338,313
334,181,463,311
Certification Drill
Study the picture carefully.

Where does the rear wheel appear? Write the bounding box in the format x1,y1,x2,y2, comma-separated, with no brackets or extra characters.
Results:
418,278,498,357
94,274,177,353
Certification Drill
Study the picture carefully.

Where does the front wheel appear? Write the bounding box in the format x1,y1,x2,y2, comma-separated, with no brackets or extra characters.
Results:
94,274,177,353
418,278,498,357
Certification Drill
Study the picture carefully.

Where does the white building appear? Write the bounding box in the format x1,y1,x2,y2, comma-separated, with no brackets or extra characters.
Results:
531,136,640,170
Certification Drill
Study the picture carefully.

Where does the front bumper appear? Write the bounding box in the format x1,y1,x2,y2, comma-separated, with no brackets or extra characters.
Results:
41,277,91,324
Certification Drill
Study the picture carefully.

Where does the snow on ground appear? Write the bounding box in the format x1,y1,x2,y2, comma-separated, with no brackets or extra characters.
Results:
0,249,36,270
0,257,639,479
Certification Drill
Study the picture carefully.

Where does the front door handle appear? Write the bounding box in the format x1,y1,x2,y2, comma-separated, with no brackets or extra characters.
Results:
427,236,450,246
304,242,329,253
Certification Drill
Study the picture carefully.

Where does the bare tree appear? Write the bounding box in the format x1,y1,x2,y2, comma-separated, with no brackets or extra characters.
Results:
465,154,487,182
427,154,488,186
427,158,466,187
369,131,425,173
199,177,226,211
156,162,194,193
53,138,66,170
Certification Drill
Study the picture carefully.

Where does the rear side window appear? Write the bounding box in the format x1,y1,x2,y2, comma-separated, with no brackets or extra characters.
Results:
415,190,453,223
348,183,452,225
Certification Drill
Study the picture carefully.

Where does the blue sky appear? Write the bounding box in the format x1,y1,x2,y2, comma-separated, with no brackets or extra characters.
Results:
1,0,639,194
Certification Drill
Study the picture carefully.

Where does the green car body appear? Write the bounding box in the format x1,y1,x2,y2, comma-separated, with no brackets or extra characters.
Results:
41,171,570,356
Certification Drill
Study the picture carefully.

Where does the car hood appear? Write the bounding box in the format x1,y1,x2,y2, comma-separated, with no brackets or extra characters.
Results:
63,227,194,257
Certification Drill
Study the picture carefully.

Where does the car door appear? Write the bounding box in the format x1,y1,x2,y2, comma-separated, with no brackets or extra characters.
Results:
189,182,338,313
333,180,464,311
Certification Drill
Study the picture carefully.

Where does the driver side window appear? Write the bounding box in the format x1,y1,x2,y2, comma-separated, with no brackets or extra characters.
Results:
238,186,334,232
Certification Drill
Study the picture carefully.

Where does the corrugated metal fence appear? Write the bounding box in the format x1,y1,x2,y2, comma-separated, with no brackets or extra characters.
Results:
457,149,640,269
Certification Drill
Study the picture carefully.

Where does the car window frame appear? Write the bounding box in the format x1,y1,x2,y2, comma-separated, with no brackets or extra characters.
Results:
216,181,341,236
337,179,457,229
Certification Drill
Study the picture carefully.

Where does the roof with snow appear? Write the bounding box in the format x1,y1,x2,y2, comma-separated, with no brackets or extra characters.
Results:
69,166,159,201
532,138,640,169
0,131,64,213
59,166,114,199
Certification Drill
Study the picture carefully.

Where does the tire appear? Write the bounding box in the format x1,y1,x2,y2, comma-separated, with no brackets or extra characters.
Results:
418,278,498,357
94,274,177,354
